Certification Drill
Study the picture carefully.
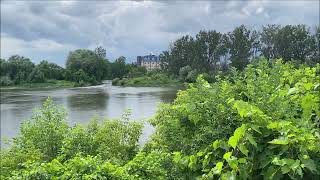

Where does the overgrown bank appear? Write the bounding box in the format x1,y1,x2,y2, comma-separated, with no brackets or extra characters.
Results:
1,60,319,179
112,72,182,87
0,80,75,90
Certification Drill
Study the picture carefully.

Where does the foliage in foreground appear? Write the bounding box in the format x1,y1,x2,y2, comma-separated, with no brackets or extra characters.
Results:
150,59,320,179
1,59,319,179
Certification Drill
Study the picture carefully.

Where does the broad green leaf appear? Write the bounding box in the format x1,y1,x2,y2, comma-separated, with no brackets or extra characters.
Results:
287,87,297,95
246,133,258,148
223,152,232,160
301,158,317,173
251,125,262,134
212,140,220,150
239,144,249,156
281,166,291,174
227,157,238,170
265,166,280,179
211,162,224,175
188,155,197,169
238,158,247,164
289,160,300,171
268,138,289,145
221,171,236,180
228,124,246,148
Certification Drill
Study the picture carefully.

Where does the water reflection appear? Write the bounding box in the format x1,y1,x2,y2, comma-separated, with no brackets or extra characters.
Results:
67,89,108,111
1,81,180,145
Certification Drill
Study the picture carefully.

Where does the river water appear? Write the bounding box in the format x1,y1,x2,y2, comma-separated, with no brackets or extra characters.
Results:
0,81,179,146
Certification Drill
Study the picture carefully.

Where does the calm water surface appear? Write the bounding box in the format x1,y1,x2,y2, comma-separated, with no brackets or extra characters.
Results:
0,81,179,146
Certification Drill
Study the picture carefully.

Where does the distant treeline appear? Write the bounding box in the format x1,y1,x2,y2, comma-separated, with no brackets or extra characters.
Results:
160,24,319,81
1,24,319,86
0,47,144,87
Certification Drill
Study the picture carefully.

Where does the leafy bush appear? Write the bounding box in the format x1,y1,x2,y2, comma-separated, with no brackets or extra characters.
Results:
150,59,320,179
95,118,143,165
179,65,192,81
10,155,131,179
185,69,198,83
17,97,68,161
112,77,120,85
0,76,14,86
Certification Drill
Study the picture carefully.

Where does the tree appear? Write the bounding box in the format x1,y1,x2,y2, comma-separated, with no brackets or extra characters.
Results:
111,56,129,78
309,26,320,64
66,48,110,84
260,24,281,60
275,25,315,62
217,34,230,71
261,25,316,63
6,55,35,84
228,25,256,70
28,67,45,83
38,60,65,80
195,30,223,72
94,46,107,59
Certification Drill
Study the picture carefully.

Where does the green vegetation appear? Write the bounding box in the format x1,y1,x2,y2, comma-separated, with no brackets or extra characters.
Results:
0,80,75,90
0,47,134,88
112,24,319,87
112,70,181,87
65,47,110,86
1,59,319,179
160,24,319,79
2,24,318,88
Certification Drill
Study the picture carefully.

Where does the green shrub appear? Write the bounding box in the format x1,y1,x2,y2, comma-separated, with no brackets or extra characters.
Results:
112,77,120,85
0,75,14,86
186,70,198,83
179,65,192,81
150,59,320,179
95,119,143,165
16,98,68,161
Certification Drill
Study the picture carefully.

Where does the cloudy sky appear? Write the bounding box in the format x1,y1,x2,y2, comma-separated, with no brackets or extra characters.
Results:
1,0,319,66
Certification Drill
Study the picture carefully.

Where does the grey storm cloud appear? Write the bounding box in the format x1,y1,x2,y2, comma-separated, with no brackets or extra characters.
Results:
1,0,319,66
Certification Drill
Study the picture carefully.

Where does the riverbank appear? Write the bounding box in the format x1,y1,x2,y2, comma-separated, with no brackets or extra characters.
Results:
0,80,76,90
112,74,183,87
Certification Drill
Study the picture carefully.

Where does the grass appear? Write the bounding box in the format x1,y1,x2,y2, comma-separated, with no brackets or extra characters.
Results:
0,80,76,90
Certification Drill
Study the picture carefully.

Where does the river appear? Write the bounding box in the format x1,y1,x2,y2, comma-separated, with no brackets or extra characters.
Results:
0,81,180,146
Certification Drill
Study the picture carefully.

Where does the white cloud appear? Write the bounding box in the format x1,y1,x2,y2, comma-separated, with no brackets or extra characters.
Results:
1,33,77,64
1,0,319,64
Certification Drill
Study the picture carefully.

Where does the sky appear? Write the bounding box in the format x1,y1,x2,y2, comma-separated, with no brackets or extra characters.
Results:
1,0,319,66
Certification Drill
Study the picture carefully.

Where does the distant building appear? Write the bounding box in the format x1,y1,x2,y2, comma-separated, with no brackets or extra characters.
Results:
137,54,161,71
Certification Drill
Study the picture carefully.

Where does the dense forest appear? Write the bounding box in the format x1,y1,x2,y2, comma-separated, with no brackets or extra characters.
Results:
1,24,320,179
1,24,319,87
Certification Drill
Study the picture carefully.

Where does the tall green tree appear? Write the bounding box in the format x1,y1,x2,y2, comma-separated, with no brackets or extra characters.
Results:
111,56,129,78
195,30,223,72
66,47,110,84
6,55,35,84
38,60,65,80
275,25,315,62
261,25,316,63
260,24,281,60
227,25,256,70
166,35,195,75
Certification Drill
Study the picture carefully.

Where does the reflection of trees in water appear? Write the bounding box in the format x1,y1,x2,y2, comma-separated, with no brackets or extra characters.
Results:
159,91,178,103
67,90,109,111
135,89,179,104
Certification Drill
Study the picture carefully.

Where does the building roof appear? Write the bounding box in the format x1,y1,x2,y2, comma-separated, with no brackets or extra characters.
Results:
141,54,160,62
